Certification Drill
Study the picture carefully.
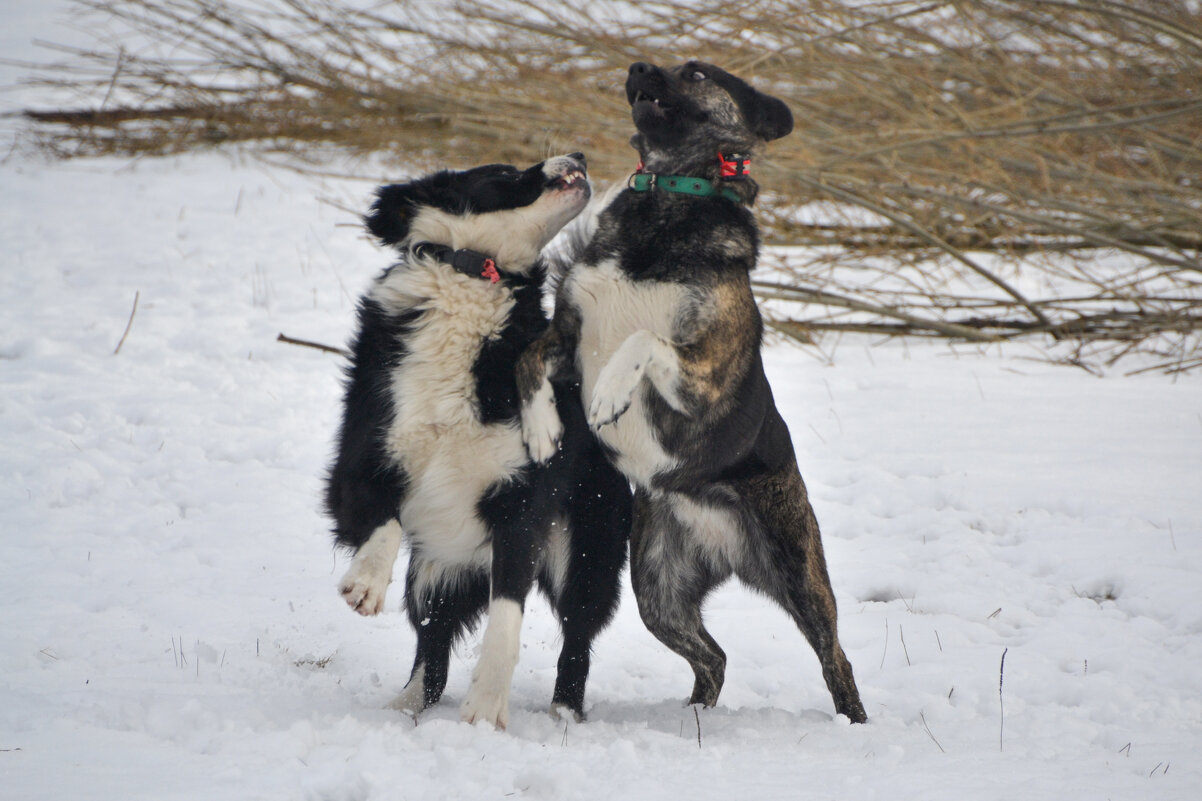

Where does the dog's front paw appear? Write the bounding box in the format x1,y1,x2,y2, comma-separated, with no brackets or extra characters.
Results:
339,566,389,616
588,338,650,429
521,379,563,463
337,521,402,616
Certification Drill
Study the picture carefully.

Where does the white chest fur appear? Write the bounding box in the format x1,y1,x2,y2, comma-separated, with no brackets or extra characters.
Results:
369,264,528,565
567,259,685,485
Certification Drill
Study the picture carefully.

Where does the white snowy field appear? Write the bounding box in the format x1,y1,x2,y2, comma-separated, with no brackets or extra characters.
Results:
3,7,1202,798
2,146,1201,801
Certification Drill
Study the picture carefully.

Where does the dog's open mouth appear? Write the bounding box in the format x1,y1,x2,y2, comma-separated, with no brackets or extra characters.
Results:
547,169,587,191
632,90,671,113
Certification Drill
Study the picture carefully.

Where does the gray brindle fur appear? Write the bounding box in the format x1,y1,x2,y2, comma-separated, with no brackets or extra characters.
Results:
518,61,867,723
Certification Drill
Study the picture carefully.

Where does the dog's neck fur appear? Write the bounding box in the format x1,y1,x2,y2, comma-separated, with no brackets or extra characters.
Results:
631,134,759,205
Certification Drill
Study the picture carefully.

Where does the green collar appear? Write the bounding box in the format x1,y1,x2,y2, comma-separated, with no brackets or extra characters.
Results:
628,172,744,204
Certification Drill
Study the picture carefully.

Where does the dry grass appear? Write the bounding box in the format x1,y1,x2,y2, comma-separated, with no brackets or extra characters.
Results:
16,0,1202,369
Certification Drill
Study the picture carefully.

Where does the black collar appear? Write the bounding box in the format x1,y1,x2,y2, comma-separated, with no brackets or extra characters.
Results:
411,242,501,284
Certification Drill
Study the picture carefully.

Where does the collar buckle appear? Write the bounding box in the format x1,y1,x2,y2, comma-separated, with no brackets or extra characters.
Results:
413,242,504,284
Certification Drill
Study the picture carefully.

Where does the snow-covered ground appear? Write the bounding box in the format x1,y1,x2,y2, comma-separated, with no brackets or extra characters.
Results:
3,8,1202,801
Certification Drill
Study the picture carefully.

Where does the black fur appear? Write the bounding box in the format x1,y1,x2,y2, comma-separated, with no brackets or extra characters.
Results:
365,162,564,245
519,64,866,723
326,154,630,726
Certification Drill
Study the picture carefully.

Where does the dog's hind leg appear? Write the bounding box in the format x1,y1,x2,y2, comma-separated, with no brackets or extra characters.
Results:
391,554,489,716
735,466,868,723
459,486,549,729
545,451,631,721
630,489,729,707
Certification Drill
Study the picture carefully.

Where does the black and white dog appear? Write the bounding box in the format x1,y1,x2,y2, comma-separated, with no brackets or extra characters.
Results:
518,64,867,723
325,154,631,729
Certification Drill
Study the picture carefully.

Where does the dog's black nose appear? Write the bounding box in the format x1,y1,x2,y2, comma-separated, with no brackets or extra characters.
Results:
629,62,651,76
569,152,586,165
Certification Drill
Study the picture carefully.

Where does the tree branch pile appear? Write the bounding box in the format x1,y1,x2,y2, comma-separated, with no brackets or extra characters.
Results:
16,0,1202,369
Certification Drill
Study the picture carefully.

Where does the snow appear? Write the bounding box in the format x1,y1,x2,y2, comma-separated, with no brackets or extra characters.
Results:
4,10,1202,801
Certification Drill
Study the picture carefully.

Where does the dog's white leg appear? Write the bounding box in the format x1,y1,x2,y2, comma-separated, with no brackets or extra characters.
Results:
338,520,403,616
588,329,683,428
521,375,563,463
460,597,523,729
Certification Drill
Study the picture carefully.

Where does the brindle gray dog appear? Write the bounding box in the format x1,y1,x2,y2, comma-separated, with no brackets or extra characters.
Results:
518,61,867,723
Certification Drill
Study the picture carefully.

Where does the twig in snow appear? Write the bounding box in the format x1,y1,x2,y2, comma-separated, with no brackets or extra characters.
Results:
113,290,140,355
277,332,349,358
899,624,911,666
694,705,702,750
879,619,889,669
999,647,1008,752
934,630,943,652
920,711,945,753
1119,742,1132,756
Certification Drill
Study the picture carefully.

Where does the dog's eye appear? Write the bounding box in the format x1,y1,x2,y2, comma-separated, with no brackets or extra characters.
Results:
691,70,707,81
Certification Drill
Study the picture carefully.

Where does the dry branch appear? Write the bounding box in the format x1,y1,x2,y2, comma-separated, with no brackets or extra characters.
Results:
276,332,348,357
113,289,140,355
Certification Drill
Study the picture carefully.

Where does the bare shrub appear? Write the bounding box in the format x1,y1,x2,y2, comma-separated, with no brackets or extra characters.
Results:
16,0,1202,369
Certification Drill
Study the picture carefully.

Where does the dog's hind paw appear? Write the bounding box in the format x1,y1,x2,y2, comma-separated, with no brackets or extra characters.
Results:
460,684,511,731
549,702,585,724
521,379,563,463
388,678,426,718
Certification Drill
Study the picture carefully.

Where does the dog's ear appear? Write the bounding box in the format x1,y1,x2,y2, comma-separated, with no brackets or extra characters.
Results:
750,92,793,142
365,184,414,247
713,66,794,143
